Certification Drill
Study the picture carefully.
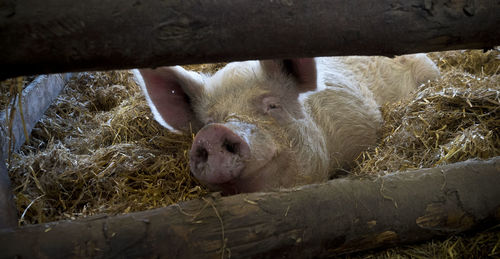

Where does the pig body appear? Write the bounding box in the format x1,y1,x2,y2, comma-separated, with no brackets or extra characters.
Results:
135,54,439,194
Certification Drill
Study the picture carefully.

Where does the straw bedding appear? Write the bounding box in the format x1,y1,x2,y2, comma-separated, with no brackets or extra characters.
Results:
4,50,499,257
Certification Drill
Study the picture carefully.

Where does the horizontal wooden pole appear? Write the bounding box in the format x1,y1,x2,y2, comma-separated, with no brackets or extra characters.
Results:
1,157,499,258
1,0,499,79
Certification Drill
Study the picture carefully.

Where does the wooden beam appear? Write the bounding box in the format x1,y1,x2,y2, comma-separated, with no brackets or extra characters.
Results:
1,157,499,258
1,0,499,79
0,148,17,229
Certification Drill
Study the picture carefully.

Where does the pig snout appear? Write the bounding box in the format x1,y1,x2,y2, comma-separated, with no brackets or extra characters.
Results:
189,123,251,185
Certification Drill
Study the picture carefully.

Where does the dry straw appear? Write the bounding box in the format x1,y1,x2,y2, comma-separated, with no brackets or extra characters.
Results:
4,51,499,257
354,49,499,176
350,49,499,258
8,69,222,224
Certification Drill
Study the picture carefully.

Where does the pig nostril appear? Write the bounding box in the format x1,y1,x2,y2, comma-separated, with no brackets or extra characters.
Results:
223,139,239,155
196,147,208,163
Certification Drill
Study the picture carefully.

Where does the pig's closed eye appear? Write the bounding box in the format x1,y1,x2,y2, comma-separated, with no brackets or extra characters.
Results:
261,96,290,121
262,96,281,114
265,102,282,114
268,103,280,110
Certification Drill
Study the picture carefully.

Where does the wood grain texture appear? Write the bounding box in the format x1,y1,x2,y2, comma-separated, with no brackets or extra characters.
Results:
0,157,499,258
1,0,499,79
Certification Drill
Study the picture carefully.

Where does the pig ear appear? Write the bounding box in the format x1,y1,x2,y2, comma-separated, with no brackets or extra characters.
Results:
260,58,317,93
134,66,205,132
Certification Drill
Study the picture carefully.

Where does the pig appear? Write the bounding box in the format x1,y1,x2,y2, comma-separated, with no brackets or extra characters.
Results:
134,54,439,194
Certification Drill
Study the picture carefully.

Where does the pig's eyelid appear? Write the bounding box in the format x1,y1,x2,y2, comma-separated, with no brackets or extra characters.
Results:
265,103,282,115
267,103,280,110
260,96,281,114
261,96,279,104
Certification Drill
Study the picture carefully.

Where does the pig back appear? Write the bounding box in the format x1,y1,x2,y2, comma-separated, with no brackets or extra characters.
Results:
304,76,383,176
319,55,439,106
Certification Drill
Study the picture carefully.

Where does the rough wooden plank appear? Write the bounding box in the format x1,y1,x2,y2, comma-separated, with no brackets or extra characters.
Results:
1,0,499,79
0,157,499,258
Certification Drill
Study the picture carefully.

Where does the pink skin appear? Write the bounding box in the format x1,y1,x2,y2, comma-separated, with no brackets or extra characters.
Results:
136,55,438,194
190,123,281,195
137,58,323,194
189,124,250,185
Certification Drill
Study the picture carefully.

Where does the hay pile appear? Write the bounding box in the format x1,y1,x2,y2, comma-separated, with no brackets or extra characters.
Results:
8,69,219,225
9,64,225,224
4,51,499,256
355,49,499,175
349,49,500,258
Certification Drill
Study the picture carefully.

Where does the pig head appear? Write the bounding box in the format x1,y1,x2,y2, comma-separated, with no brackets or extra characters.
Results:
136,59,330,194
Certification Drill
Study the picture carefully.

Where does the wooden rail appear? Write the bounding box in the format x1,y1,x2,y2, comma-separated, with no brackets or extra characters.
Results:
1,0,499,79
1,158,499,258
